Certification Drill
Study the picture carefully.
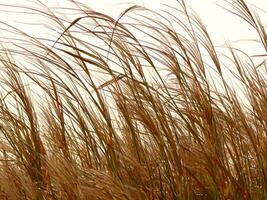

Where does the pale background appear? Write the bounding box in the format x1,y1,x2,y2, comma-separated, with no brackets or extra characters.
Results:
0,0,266,51
0,0,266,60
0,0,265,105
0,0,266,45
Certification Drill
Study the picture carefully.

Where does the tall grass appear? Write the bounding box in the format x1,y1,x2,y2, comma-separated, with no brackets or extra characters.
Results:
0,0,266,199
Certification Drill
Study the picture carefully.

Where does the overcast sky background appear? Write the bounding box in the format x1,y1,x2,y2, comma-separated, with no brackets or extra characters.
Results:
0,0,266,57
0,1,265,40
0,0,264,104
86,0,266,47
91,0,266,44
0,0,265,53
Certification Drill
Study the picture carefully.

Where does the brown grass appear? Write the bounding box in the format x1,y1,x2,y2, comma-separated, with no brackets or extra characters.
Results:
0,0,267,199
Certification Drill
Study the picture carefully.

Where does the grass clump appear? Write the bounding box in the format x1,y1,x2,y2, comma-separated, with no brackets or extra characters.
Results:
0,0,267,199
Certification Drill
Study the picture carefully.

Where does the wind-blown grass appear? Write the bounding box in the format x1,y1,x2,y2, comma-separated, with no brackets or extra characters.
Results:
0,0,266,199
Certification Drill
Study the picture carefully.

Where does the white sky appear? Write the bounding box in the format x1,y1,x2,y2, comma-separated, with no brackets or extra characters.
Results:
89,0,266,45
0,0,265,54
0,0,265,58
0,0,264,105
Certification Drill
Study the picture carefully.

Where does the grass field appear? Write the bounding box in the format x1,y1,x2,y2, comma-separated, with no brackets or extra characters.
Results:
0,0,267,199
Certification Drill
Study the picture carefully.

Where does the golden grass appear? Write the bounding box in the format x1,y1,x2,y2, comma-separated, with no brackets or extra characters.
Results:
0,0,267,199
